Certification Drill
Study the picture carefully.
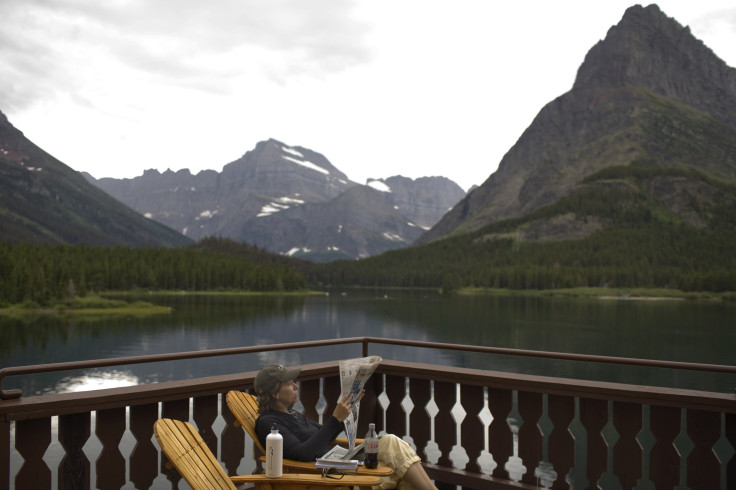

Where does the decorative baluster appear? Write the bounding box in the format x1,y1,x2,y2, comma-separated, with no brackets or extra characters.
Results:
649,405,680,489
579,397,607,490
1,419,9,490
15,417,51,489
727,413,735,487
459,384,484,474
323,376,342,425
518,391,543,486
408,378,432,459
361,373,382,434
160,399,189,486
96,407,126,490
612,402,642,490
129,403,158,490
161,399,189,421
487,388,513,480
385,374,406,436
547,394,575,490
433,381,456,468
686,409,720,490
220,397,246,475
193,395,219,456
58,412,90,490
300,378,321,422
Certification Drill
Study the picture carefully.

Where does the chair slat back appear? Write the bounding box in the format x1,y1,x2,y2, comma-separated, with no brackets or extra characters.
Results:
154,418,237,490
226,390,266,454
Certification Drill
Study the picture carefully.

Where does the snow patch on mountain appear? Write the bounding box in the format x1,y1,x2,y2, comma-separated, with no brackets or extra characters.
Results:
257,196,306,217
367,180,391,192
383,232,405,242
196,210,217,220
285,247,311,256
281,146,304,158
19,160,42,172
281,155,329,175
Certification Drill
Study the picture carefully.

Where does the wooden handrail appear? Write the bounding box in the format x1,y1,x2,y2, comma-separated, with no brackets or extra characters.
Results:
2,336,734,399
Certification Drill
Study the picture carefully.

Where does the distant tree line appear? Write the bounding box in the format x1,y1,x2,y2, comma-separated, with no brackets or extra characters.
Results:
310,175,736,293
310,222,736,293
0,241,306,306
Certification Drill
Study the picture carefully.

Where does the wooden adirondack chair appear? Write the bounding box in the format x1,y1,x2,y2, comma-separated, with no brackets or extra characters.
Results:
153,418,381,490
225,390,392,477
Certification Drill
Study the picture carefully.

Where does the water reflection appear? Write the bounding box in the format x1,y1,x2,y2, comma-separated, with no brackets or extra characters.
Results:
51,370,139,394
1,291,734,395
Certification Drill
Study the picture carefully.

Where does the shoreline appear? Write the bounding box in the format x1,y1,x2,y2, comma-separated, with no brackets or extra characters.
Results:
0,295,171,317
0,290,319,316
597,295,684,301
458,287,731,301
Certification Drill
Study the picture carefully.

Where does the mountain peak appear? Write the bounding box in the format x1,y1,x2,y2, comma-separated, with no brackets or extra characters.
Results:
233,138,351,182
418,4,736,245
573,3,736,128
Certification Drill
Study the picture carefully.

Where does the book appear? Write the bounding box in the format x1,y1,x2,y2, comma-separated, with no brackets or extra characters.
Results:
315,440,366,471
314,458,359,472
319,441,365,462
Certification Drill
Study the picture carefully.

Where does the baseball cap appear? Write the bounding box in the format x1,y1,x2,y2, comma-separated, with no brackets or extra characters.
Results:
254,364,301,394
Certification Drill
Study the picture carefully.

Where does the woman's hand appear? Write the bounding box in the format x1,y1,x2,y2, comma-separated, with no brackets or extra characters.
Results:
332,393,354,422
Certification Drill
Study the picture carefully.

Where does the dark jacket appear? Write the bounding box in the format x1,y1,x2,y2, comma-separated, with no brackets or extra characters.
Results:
255,409,343,461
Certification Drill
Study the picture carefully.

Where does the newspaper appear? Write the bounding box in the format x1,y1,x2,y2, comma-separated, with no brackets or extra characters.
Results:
338,355,382,449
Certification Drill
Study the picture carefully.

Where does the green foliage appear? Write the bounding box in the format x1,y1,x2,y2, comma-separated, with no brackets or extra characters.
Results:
312,221,736,292
310,166,736,293
0,241,307,306
187,236,306,266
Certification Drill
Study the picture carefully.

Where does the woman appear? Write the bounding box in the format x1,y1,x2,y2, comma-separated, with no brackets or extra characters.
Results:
254,364,438,490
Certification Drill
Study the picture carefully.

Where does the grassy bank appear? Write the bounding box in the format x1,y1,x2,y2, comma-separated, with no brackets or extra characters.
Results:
102,289,321,297
0,295,172,317
458,287,735,301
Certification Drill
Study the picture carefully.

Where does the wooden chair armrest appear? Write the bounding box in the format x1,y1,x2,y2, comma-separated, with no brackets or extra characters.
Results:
333,437,364,447
231,473,381,489
258,456,393,476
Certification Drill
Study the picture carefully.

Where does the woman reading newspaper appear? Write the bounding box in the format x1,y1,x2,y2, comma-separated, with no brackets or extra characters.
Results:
254,364,437,489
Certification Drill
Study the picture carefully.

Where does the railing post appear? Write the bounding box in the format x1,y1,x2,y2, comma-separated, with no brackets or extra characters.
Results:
58,412,90,490
96,407,126,490
0,419,8,490
362,338,369,358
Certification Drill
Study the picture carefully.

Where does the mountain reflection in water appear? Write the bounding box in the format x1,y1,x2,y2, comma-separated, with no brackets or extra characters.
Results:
1,290,734,395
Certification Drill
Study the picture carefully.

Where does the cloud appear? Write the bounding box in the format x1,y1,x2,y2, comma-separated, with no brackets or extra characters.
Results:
2,0,735,191
686,6,736,63
0,0,373,111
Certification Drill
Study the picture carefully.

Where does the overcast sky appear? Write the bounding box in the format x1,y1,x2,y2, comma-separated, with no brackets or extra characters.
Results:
1,1,735,191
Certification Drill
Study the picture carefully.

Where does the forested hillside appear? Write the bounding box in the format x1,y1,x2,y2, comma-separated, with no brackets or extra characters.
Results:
312,166,736,293
0,240,306,306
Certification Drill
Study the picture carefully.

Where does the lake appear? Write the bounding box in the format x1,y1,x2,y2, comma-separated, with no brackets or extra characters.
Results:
2,290,734,395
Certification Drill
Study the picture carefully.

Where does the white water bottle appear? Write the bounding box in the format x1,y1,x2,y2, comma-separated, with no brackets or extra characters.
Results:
265,424,283,478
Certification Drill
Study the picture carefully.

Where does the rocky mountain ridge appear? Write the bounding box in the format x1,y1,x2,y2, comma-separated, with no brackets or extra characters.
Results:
418,4,736,244
0,110,190,247
89,138,465,261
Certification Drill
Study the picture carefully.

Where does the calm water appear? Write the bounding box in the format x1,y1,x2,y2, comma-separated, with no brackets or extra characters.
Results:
1,290,734,395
